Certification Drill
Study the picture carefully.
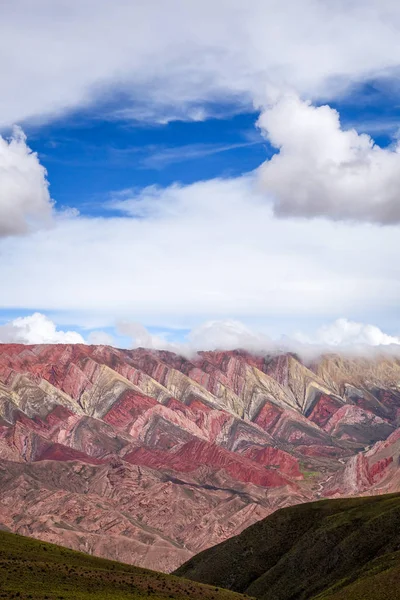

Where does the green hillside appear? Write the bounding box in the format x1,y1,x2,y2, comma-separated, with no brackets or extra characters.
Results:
0,529,251,600
175,493,400,600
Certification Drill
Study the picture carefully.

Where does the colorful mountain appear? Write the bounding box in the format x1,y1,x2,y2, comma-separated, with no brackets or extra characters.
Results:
0,343,399,571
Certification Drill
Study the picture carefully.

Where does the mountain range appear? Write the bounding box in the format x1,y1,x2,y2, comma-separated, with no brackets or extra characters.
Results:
0,343,399,572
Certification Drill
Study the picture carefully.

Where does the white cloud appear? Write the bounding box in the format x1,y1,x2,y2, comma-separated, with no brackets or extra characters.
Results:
87,330,116,346
1,177,399,332
117,319,274,354
117,322,176,351
103,318,400,354
295,318,400,347
0,128,53,236
3,1,400,126
257,94,400,224
124,319,400,354
6,313,398,356
0,313,84,344
188,320,270,351
0,312,399,355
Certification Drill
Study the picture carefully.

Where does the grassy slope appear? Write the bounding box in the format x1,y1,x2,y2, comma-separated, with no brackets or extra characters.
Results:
0,530,251,600
175,493,400,600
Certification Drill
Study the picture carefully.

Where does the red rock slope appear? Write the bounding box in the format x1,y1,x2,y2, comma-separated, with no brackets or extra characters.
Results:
0,344,399,571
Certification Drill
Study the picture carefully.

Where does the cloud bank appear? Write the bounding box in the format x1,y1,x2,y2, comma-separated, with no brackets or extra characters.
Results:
257,95,400,224
1,176,399,329
0,128,53,236
2,1,400,126
1,314,399,358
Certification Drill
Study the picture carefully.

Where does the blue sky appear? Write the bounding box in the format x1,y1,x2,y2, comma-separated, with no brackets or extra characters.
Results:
21,110,269,215
0,1,400,350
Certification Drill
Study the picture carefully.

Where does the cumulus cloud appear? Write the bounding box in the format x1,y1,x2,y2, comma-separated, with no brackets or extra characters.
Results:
3,1,400,126
0,313,84,344
295,318,400,347
257,94,400,224
0,128,53,236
